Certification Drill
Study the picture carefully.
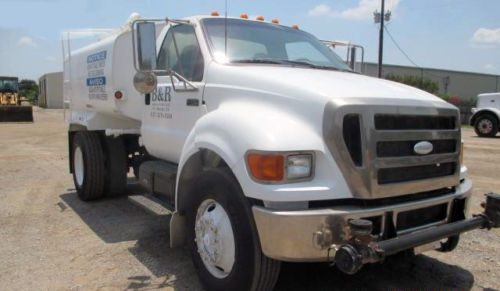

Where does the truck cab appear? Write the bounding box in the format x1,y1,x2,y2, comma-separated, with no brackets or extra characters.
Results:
470,92,500,137
64,14,500,291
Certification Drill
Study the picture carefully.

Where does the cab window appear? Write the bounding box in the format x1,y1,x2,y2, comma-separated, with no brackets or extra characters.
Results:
157,24,204,81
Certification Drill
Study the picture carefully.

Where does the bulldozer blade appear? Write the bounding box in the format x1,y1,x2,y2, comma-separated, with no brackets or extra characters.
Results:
0,106,34,122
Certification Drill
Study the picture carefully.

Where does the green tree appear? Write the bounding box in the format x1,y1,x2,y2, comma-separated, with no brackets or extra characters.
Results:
18,79,39,102
385,74,440,95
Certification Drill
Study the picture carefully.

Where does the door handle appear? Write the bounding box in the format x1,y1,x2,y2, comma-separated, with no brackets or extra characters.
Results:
186,99,199,106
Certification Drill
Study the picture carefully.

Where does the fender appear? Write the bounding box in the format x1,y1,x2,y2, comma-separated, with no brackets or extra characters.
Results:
176,100,351,205
169,101,352,247
470,107,500,126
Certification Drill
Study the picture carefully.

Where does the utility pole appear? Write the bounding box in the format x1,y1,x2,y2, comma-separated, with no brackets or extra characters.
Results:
377,0,385,78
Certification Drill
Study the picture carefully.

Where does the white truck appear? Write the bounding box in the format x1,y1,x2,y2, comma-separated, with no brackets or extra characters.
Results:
64,14,500,291
470,92,500,137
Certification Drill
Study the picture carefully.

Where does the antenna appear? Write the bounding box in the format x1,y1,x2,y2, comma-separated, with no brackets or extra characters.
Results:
224,0,228,56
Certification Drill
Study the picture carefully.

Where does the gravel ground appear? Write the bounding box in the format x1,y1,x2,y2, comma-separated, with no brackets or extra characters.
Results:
0,108,498,291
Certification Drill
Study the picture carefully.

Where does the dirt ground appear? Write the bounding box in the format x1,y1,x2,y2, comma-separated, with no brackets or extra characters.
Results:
0,108,499,291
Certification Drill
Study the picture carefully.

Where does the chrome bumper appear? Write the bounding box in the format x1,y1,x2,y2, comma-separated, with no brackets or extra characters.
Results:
252,179,472,262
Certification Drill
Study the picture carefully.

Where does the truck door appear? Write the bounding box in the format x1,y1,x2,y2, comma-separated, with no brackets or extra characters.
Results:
141,23,206,163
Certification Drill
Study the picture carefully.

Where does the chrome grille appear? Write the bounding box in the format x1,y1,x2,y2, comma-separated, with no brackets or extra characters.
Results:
323,98,461,199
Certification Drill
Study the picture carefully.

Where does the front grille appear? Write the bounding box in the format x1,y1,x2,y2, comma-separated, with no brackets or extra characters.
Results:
377,139,457,157
375,114,456,130
323,101,461,199
378,162,456,185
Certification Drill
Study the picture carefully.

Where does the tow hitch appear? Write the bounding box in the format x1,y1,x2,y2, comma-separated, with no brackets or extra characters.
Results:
334,193,500,275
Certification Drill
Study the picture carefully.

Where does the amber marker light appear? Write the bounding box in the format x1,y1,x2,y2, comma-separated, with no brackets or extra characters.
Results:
211,11,220,16
247,153,284,182
292,24,300,29
272,19,280,24
240,13,249,19
256,16,265,21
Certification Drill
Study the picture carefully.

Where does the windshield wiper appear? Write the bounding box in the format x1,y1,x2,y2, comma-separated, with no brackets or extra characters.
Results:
231,58,351,72
278,60,350,72
232,59,284,64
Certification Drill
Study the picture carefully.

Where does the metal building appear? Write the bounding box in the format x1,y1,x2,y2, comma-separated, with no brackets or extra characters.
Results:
38,72,63,109
362,62,500,100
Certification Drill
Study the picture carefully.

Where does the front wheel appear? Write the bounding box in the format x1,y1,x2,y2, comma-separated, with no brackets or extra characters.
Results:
187,168,280,291
474,114,498,137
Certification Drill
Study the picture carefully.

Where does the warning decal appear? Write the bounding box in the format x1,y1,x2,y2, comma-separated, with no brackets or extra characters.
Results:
86,51,108,100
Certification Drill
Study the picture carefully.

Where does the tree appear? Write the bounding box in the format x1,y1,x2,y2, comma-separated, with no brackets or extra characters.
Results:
18,79,39,102
385,74,440,95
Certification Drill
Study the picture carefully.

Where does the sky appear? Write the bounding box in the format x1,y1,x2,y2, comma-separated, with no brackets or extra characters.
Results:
0,0,499,80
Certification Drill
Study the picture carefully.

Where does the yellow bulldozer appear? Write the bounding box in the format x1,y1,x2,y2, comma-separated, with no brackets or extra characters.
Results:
0,76,33,122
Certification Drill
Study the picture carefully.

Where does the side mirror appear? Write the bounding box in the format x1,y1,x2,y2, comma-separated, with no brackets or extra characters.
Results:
135,22,157,71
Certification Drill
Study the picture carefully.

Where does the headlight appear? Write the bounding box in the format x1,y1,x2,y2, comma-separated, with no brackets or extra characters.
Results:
246,151,314,183
286,154,313,180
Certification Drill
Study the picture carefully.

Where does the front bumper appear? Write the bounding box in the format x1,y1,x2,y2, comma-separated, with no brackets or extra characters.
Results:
252,179,473,262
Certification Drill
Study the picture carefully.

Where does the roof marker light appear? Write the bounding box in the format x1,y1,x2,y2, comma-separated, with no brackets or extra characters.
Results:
272,19,280,24
256,16,265,21
211,11,220,16
292,24,300,29
240,13,249,19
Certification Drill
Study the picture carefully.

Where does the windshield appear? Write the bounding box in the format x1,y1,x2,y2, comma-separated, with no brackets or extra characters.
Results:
202,18,351,71
0,78,19,92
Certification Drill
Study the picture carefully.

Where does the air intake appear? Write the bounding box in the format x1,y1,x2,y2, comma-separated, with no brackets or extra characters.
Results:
343,114,362,167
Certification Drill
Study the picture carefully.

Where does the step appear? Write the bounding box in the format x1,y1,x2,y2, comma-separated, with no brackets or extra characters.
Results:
128,194,173,216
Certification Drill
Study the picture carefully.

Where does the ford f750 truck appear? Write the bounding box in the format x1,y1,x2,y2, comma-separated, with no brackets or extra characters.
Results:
63,14,500,291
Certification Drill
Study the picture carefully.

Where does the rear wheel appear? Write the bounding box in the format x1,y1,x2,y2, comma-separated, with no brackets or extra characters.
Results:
187,168,281,291
72,132,106,201
474,114,498,137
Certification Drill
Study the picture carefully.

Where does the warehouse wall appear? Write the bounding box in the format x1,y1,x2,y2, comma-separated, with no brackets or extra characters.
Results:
38,72,63,109
362,62,500,100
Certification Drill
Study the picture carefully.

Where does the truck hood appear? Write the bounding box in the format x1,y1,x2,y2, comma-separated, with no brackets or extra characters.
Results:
207,63,449,106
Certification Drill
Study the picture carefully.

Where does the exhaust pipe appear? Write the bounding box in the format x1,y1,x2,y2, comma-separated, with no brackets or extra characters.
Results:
334,193,500,275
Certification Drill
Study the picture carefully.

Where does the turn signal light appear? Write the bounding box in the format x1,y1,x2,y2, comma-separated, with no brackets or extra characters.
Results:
256,16,265,21
211,11,220,16
240,13,249,19
247,153,284,181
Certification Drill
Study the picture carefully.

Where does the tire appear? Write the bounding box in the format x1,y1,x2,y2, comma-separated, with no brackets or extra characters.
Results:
186,168,281,291
103,136,128,196
72,132,106,201
474,114,498,137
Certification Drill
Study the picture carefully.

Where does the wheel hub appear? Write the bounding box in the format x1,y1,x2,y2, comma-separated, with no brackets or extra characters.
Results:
74,146,84,187
478,119,493,134
195,199,235,279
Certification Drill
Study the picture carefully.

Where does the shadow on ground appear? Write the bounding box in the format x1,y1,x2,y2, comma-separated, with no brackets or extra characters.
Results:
276,254,474,290
60,188,201,290
60,190,475,291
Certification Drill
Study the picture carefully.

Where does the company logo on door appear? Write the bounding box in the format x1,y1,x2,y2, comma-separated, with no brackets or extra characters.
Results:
150,86,173,119
86,51,108,100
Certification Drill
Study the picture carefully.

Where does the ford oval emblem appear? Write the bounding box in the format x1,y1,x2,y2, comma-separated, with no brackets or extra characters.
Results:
414,141,433,155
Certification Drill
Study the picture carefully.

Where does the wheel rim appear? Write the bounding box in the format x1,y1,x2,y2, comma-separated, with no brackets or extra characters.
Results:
478,119,493,134
195,199,235,279
74,146,84,187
